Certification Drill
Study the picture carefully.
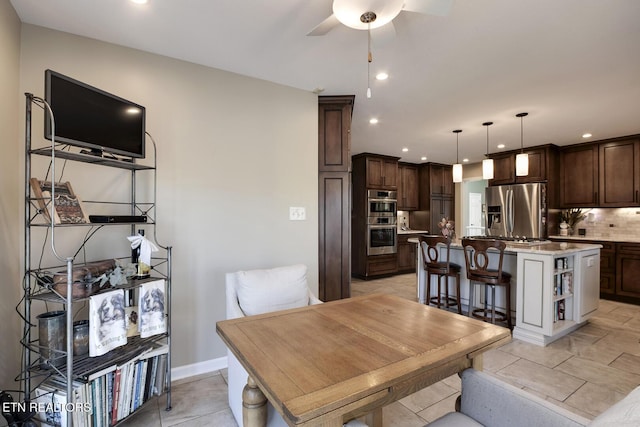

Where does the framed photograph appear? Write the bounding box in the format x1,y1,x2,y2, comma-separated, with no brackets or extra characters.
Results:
30,178,89,224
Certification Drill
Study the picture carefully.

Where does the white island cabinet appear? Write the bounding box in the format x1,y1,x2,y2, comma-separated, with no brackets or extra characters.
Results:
410,238,602,346
513,243,601,346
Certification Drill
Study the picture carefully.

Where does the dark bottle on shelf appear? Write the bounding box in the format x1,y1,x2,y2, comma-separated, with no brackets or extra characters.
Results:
131,229,144,263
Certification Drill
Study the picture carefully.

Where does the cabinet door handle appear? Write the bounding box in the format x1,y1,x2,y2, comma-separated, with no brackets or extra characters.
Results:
636,190,638,203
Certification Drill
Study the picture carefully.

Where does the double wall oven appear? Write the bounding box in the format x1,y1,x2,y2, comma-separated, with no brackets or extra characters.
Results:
367,190,397,255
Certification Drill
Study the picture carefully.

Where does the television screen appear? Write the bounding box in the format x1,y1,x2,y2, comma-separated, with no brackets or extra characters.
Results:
44,69,146,159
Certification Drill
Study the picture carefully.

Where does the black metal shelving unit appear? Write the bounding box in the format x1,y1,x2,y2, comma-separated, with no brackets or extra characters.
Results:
21,93,172,426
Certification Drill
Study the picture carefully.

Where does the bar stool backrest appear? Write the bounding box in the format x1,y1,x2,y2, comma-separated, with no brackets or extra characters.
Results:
418,234,453,273
461,238,507,284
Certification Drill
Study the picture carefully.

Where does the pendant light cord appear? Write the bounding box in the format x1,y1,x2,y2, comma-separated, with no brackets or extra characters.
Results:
453,129,462,162
516,112,528,152
520,116,524,153
483,121,493,157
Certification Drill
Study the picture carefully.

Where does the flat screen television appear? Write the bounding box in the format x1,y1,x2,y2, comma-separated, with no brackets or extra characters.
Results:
44,69,146,159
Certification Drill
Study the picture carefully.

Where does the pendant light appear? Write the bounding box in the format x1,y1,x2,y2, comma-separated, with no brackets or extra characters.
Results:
515,112,529,176
452,129,463,183
482,121,494,180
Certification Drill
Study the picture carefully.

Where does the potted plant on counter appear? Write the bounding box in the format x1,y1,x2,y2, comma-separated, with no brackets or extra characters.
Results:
559,208,587,236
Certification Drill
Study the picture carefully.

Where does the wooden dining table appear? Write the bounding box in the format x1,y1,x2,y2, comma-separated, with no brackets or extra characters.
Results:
216,293,511,427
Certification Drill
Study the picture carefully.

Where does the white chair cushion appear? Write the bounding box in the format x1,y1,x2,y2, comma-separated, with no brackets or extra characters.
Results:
236,264,309,316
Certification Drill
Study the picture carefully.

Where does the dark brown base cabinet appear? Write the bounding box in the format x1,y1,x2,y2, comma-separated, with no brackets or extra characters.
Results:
318,96,354,301
616,243,640,303
551,238,640,305
351,254,398,280
318,172,351,301
397,234,417,273
599,242,617,296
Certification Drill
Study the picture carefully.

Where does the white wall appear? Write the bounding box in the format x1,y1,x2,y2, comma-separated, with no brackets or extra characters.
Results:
17,24,319,369
0,0,23,393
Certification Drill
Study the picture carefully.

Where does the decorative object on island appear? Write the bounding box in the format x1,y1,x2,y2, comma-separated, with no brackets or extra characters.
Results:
515,112,529,176
452,129,463,183
482,121,494,180
438,217,455,239
559,208,587,235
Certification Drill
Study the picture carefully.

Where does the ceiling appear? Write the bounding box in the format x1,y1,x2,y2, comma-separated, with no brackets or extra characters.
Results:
11,0,640,165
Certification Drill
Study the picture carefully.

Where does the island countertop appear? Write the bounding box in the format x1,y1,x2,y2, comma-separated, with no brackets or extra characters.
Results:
407,237,602,255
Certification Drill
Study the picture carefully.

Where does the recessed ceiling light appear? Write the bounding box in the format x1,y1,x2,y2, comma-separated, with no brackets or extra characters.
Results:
369,118,378,124
582,133,592,138
375,72,389,80
131,0,148,3
463,158,469,163
402,147,409,152
421,156,427,161
497,144,505,149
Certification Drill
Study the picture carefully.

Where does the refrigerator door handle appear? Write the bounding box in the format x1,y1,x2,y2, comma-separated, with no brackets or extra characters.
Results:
507,189,514,236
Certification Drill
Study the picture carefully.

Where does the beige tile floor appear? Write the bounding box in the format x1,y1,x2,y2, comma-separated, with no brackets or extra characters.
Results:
121,273,640,426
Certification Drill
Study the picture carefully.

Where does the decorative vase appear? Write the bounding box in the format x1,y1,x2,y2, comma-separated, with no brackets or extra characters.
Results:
559,221,568,236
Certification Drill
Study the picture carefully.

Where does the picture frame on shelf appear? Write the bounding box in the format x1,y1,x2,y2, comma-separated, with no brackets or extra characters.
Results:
30,178,90,224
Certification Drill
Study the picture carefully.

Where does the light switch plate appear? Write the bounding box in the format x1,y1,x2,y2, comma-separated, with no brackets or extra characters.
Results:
289,207,306,221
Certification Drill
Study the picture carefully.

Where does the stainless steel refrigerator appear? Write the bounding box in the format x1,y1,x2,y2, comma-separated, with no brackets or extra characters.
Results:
485,183,547,238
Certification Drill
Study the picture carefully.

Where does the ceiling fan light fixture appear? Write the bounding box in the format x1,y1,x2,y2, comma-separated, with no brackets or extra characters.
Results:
515,112,529,177
332,0,404,30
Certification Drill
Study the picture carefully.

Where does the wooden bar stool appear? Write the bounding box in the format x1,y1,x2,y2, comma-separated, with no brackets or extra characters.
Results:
461,238,513,329
418,235,462,314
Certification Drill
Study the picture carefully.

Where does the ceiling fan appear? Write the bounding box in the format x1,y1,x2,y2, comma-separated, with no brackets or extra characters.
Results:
307,0,453,37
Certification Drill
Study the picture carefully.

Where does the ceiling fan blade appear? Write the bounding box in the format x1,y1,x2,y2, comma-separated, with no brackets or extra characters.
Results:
371,21,396,46
307,14,341,36
403,0,453,16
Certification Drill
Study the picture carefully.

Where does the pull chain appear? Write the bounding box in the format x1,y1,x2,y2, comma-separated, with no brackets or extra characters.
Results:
367,23,372,98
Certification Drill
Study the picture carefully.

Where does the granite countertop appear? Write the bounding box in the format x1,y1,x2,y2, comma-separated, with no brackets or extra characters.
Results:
407,237,602,255
549,235,640,244
397,229,429,235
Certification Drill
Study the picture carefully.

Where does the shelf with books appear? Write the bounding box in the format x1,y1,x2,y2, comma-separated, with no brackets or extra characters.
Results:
20,93,173,427
31,343,168,427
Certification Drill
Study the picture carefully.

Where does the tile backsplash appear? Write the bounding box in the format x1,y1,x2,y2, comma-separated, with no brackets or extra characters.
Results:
553,208,640,240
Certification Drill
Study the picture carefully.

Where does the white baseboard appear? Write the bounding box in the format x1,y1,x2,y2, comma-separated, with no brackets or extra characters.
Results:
171,355,228,381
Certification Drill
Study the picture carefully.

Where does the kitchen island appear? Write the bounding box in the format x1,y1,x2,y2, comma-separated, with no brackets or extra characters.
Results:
410,238,602,346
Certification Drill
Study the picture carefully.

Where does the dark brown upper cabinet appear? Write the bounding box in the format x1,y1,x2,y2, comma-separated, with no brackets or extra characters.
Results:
599,138,640,207
559,136,640,208
318,96,354,173
489,146,553,186
355,154,398,190
398,163,419,210
560,144,599,207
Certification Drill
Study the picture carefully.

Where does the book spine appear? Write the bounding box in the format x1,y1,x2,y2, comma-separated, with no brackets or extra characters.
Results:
111,368,121,426
91,379,98,427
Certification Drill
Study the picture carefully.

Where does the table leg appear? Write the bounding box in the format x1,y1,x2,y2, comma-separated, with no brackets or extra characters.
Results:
364,407,383,427
243,375,267,427
471,353,484,371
